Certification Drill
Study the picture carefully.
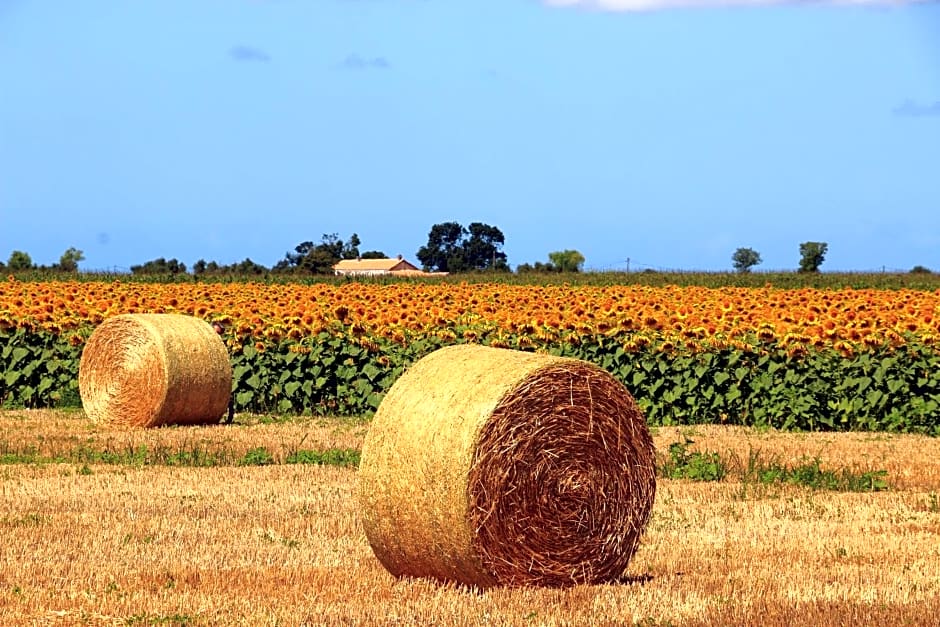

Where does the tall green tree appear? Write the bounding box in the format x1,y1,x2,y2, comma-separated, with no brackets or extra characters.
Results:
463,223,508,271
6,250,33,271
416,222,467,272
798,242,828,273
548,250,585,273
416,221,507,272
731,247,761,273
57,247,85,272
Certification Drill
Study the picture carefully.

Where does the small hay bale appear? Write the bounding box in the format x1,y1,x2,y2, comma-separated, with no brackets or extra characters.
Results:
79,314,232,427
358,344,656,588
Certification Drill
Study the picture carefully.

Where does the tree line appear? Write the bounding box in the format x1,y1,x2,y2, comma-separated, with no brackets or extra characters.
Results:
1,222,583,277
1,226,933,275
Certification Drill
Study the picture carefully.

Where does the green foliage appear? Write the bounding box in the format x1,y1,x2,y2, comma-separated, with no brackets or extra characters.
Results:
0,328,83,408
548,250,586,273
359,250,387,259
658,440,889,491
659,438,727,481
738,449,888,491
228,330,439,416
240,447,275,466
557,337,940,434
731,247,761,273
4,325,940,433
416,222,465,272
798,241,828,273
193,258,267,276
286,448,360,467
57,247,85,272
416,222,508,272
131,257,187,275
517,251,585,273
7,250,33,271
516,261,557,273
275,233,362,275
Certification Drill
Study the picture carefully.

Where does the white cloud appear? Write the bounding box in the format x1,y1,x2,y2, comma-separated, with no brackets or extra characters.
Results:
544,0,931,10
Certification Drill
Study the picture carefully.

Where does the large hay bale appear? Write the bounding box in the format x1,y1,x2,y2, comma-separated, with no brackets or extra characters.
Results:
79,314,232,427
358,344,656,588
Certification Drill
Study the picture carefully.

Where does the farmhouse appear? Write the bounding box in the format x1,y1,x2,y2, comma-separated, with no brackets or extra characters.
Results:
333,256,446,277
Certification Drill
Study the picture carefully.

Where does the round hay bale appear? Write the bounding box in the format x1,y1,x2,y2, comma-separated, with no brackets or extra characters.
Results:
79,314,232,428
358,344,656,588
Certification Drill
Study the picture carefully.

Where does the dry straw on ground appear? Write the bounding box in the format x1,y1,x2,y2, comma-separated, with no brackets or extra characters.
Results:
358,344,657,588
78,313,232,428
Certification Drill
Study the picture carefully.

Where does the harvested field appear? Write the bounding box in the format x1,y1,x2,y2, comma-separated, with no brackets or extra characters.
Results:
0,410,939,625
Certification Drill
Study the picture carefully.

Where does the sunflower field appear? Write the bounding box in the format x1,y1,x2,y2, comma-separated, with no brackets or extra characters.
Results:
2,276,939,432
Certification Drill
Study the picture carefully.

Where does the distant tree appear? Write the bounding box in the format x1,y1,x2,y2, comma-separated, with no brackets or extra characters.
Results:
301,249,341,274
194,258,266,276
516,261,560,273
910,265,932,274
194,259,224,275
359,250,387,259
548,250,585,273
731,247,762,273
417,222,467,272
316,232,361,261
7,250,33,271
130,257,187,275
798,242,828,273
277,233,362,274
343,233,361,260
463,222,508,271
233,258,267,275
517,251,583,273
57,247,85,272
417,221,507,272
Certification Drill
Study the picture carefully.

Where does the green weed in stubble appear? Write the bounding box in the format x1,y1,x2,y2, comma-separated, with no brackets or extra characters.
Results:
285,448,360,467
658,438,727,481
658,439,889,492
735,447,889,492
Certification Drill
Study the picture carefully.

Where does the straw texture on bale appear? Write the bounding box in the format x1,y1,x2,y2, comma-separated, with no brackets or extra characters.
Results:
79,314,232,427
358,344,656,588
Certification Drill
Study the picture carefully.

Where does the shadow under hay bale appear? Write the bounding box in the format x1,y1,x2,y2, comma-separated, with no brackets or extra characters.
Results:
358,344,657,588
79,314,232,428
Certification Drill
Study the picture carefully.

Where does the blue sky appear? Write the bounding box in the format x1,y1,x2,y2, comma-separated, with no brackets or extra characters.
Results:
1,0,938,273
